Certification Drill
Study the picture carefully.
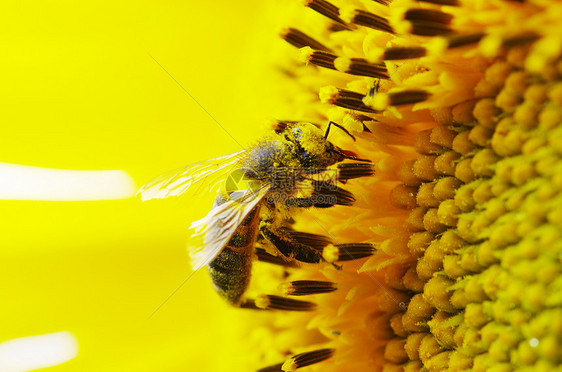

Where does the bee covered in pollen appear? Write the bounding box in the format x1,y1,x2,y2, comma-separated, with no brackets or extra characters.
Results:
139,121,376,311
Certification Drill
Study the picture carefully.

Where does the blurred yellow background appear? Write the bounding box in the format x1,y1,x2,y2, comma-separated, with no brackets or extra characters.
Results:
0,1,302,371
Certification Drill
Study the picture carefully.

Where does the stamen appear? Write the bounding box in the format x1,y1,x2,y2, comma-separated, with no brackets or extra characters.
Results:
323,243,376,262
335,243,376,260
256,295,317,311
281,28,332,52
256,247,300,267
405,9,453,24
283,348,335,370
337,163,376,181
312,181,356,206
281,280,337,295
303,0,351,29
299,47,337,70
379,46,427,61
257,363,284,372
283,229,333,249
501,33,540,48
408,20,453,36
416,0,459,5
341,9,394,34
320,86,378,113
366,90,430,110
334,57,389,78
446,33,485,48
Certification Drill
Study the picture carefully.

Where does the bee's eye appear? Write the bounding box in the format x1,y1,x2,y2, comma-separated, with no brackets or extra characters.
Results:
292,127,302,140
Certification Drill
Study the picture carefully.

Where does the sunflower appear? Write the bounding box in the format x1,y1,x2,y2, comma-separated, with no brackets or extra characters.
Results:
242,0,562,371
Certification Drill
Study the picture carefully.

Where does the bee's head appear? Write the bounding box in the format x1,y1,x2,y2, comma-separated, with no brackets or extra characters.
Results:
285,123,342,169
285,122,371,170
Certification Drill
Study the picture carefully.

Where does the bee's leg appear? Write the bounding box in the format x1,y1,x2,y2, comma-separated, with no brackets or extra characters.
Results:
255,247,299,267
260,223,324,264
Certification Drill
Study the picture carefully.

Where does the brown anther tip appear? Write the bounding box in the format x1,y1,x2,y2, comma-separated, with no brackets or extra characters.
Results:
346,9,394,34
281,28,332,52
404,9,453,25
388,90,431,108
383,46,427,60
283,280,337,296
335,57,389,79
334,243,375,261
447,33,485,49
304,0,350,28
417,0,459,6
282,348,335,370
257,295,317,311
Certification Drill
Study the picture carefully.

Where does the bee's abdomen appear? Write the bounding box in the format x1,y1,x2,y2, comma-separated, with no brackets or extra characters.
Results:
207,203,261,306
207,247,253,305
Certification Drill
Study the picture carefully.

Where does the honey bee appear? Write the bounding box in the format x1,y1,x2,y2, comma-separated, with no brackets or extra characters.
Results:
139,121,375,308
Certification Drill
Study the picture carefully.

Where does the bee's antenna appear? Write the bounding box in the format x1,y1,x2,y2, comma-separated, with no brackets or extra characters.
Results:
324,121,356,142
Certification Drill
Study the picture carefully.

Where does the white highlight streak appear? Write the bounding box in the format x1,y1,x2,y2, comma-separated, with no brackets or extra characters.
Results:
0,163,136,201
0,332,78,372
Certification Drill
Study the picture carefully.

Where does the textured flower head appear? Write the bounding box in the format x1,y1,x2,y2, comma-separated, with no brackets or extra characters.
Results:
242,0,562,371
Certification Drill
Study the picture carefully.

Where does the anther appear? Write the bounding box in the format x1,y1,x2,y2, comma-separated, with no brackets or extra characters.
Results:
282,348,335,370
501,33,540,48
404,9,453,25
417,0,459,5
255,295,317,311
281,28,332,52
372,46,427,62
320,86,378,113
312,182,355,206
281,280,337,296
446,33,485,49
341,9,394,33
334,57,389,78
303,0,351,29
323,243,376,262
337,163,375,181
299,47,337,70
283,229,332,250
367,90,430,110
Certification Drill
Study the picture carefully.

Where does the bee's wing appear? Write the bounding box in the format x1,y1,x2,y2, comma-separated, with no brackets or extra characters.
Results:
187,185,270,271
138,150,249,201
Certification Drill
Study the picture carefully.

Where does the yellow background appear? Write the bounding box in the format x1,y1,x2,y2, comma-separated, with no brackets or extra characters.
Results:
0,1,302,371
